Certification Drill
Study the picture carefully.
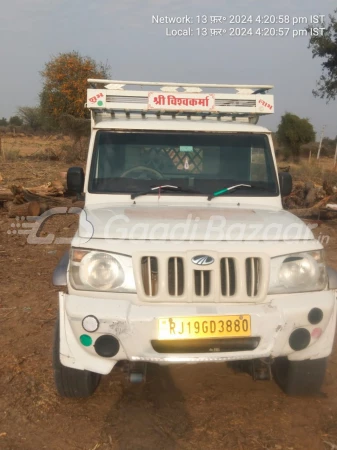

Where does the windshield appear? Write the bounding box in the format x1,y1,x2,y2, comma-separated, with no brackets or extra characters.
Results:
88,131,278,196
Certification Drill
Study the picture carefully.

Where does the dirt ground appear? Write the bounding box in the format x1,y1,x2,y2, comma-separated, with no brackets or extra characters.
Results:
1,161,337,450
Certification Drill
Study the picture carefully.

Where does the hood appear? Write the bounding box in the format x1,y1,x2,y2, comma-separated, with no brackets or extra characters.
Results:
78,203,315,242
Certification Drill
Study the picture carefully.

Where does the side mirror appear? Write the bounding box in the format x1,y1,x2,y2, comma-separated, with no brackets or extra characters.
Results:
67,167,84,194
278,172,292,197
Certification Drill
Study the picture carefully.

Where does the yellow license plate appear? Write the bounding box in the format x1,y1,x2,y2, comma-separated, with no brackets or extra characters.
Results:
158,315,251,340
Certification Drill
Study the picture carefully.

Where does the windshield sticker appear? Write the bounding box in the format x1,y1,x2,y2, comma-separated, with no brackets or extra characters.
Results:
184,157,190,170
180,146,193,152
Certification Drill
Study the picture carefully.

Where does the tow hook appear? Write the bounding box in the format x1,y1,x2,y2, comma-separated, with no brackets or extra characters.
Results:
251,358,273,381
229,358,273,381
123,362,148,383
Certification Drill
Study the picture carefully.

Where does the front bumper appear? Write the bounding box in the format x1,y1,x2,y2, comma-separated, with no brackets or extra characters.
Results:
59,291,337,375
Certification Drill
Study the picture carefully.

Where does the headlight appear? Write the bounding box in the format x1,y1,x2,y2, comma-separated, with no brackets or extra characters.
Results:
268,250,327,294
69,249,136,293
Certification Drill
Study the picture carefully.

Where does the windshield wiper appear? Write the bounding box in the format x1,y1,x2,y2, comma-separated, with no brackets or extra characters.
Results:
208,184,263,201
131,185,200,200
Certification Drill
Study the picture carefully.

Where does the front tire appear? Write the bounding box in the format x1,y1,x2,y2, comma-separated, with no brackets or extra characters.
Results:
53,318,101,398
272,357,327,396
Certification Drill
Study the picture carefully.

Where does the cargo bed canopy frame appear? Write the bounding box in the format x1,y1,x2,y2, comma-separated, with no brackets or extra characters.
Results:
87,79,275,125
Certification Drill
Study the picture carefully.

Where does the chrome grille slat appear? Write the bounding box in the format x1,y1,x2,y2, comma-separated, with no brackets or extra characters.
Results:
194,270,211,297
225,258,229,296
220,257,236,297
168,257,184,296
174,257,178,296
141,256,158,297
147,257,152,297
255,258,260,295
251,257,255,296
246,257,261,297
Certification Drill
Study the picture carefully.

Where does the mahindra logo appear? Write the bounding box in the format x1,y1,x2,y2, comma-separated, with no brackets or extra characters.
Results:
191,255,214,266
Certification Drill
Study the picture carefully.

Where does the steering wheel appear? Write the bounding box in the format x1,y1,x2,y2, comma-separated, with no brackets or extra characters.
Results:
120,166,164,180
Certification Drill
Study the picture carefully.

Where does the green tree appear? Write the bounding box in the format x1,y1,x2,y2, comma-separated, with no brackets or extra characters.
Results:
277,113,316,162
40,51,110,123
18,106,43,131
308,9,337,101
0,117,7,126
9,115,23,126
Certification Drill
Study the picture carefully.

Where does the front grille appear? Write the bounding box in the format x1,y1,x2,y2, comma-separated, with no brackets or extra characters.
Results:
151,337,260,353
245,257,262,297
138,253,266,302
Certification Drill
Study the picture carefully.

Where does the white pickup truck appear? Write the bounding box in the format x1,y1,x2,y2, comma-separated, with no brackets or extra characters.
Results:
52,79,337,398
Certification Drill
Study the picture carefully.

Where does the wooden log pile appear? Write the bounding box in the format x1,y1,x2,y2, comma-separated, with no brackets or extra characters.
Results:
0,176,78,217
283,180,337,220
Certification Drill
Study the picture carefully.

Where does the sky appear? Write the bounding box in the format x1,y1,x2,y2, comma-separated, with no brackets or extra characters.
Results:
0,0,336,138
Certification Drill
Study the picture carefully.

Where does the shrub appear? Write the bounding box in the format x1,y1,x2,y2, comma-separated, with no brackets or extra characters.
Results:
9,116,23,126
59,138,89,163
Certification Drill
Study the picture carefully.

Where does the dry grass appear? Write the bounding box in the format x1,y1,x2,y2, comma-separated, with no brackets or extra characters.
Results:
0,134,91,166
279,157,337,186
1,148,21,161
0,134,69,157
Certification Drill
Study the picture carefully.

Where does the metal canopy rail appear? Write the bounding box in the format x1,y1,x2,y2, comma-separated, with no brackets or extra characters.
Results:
86,79,274,124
